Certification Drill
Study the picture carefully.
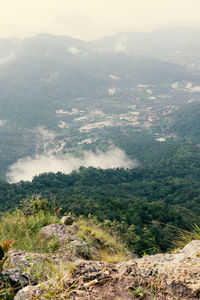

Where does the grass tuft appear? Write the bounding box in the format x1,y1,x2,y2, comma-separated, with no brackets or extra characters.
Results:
76,217,129,262
0,209,59,253
175,224,200,249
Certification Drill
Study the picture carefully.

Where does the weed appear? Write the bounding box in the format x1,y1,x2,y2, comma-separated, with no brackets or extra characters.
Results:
0,239,14,271
130,285,147,299
33,274,76,300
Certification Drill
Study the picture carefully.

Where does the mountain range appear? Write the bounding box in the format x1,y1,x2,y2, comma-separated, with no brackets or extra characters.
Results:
0,26,200,180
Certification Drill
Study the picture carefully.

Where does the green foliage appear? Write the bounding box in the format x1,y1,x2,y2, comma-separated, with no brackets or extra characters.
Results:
0,277,16,300
47,236,60,253
0,209,59,253
20,195,50,216
0,143,199,254
129,282,160,300
168,102,200,142
0,239,15,300
101,219,140,252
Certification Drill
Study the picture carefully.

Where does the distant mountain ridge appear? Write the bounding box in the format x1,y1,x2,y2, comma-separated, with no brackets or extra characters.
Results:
1,26,200,70
0,26,199,179
0,29,197,128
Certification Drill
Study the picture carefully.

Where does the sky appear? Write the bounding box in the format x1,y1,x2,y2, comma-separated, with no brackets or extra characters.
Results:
0,0,200,40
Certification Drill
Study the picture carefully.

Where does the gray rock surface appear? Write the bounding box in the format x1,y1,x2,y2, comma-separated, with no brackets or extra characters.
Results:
9,250,48,269
40,223,79,247
14,240,200,299
40,223,68,239
70,240,94,259
1,268,37,288
14,280,57,300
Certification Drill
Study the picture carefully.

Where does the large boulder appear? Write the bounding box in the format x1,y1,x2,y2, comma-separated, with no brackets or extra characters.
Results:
40,223,78,245
14,285,43,300
40,223,69,239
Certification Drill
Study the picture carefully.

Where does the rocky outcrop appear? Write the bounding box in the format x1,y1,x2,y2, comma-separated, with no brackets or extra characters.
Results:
40,223,78,240
9,250,48,269
40,223,98,260
1,268,37,291
14,240,200,299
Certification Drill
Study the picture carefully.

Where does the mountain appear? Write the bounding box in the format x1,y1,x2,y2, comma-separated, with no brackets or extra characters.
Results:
166,101,200,142
92,26,200,71
0,27,200,300
0,27,199,180
0,33,195,129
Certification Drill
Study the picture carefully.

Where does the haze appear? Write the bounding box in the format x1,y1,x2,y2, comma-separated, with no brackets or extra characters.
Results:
0,0,200,40
7,149,137,183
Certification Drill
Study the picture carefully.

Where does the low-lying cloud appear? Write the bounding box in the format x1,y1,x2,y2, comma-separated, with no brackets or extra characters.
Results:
0,53,15,65
7,148,137,183
0,120,6,126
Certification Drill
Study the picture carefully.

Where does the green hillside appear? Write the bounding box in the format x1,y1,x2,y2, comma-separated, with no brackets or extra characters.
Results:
1,143,200,255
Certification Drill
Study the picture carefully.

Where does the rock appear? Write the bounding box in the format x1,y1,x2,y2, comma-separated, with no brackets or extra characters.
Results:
14,285,43,300
8,249,63,282
14,280,57,300
1,268,37,289
40,223,68,239
60,241,200,299
178,239,200,258
59,234,76,248
40,223,78,245
61,215,76,225
70,240,97,259
126,251,137,259
69,224,79,233
74,261,105,279
13,239,200,299
9,250,48,269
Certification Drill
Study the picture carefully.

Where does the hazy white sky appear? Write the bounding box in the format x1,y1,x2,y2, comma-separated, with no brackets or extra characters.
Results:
0,0,200,40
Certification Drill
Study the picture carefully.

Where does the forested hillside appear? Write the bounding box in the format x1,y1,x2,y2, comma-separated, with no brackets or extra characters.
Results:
167,102,200,142
0,28,200,256
0,30,200,180
1,142,199,255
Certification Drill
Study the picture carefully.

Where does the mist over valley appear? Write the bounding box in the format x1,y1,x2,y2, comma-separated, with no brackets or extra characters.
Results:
0,26,199,181
0,23,200,271
1,2,200,297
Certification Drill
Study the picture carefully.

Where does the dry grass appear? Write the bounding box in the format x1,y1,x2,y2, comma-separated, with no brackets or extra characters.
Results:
174,224,200,249
98,249,128,263
76,218,129,262
0,209,59,253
